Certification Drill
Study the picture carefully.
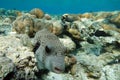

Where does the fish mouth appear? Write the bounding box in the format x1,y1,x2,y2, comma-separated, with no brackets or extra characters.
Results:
53,67,63,73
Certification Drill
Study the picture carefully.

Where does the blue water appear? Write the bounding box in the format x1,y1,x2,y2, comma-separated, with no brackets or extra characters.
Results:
0,0,120,14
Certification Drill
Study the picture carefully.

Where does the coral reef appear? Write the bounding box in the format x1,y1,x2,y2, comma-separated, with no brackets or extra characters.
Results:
0,8,120,80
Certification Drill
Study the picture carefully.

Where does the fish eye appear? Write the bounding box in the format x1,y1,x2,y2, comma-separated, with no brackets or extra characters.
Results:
33,42,40,53
45,46,51,54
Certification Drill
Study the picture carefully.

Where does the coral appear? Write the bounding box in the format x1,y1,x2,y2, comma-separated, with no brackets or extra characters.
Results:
2,17,12,25
44,14,51,20
94,12,113,20
0,35,37,80
30,8,44,19
20,34,33,48
12,13,53,37
33,19,53,34
61,14,80,23
110,13,120,28
12,13,34,37
101,23,120,33
64,55,77,75
68,28,80,39
0,17,12,35
5,10,18,16
59,36,76,52
16,10,22,17
8,16,16,22
80,13,94,19
0,8,6,15
0,54,16,80
52,20,63,35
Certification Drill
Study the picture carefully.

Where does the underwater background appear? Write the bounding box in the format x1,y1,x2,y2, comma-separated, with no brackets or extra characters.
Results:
1,0,120,80
0,0,120,14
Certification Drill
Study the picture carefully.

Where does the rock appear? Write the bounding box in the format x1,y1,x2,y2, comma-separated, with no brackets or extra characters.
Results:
0,34,34,61
30,8,44,19
43,72,63,80
80,13,94,19
110,13,120,28
100,37,116,44
0,17,13,36
5,9,21,17
102,64,120,80
68,28,80,40
61,14,80,23
8,16,17,22
100,67,119,80
15,10,22,17
0,8,6,15
0,55,16,80
69,18,95,40
15,56,36,80
65,56,77,75
0,23,12,35
98,51,120,65
2,17,12,25
101,23,120,33
59,36,76,52
19,34,33,48
76,53,103,71
44,14,51,20
80,41,103,56
0,34,38,80
65,55,76,66
72,20,86,30
94,12,113,20
75,44,120,80
52,20,63,35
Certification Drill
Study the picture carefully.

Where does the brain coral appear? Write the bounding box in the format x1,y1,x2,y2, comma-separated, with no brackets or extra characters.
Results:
33,19,53,33
12,13,54,37
30,8,44,19
12,13,34,37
